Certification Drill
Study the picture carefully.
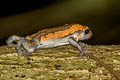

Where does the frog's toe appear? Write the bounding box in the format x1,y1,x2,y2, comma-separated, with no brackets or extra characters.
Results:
79,48,91,59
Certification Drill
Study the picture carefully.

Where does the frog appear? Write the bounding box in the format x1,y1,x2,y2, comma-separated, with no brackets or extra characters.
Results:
6,24,92,59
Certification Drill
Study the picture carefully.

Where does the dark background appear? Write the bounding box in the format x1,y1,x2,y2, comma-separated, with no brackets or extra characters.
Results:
0,0,120,45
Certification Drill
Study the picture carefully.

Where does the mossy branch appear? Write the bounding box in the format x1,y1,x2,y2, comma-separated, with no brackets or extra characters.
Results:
0,45,120,80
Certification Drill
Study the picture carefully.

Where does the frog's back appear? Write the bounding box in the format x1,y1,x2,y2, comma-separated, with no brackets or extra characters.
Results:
28,24,72,38
27,24,88,42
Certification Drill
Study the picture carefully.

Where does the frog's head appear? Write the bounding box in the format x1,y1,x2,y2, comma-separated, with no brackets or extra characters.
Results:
76,26,92,41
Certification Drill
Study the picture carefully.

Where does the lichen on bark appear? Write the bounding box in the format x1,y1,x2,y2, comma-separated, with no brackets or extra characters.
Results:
0,45,120,80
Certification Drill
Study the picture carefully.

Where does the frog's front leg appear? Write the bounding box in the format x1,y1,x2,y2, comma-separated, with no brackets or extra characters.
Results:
68,37,91,58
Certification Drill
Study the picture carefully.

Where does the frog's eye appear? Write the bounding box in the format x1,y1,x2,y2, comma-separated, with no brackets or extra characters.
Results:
84,29,89,34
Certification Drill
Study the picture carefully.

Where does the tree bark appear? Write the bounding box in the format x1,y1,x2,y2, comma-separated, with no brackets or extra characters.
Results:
0,45,120,80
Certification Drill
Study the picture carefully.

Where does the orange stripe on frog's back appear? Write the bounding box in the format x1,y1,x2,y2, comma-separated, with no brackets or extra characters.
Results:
40,24,87,42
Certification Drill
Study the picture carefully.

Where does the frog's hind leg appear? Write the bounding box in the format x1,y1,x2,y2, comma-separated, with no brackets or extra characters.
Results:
6,35,30,58
18,39,37,61
6,35,22,46
15,39,37,59
6,35,25,55
16,46,31,61
16,46,28,56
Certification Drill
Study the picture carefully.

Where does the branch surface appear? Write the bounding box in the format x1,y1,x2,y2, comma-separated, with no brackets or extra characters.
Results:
0,45,120,80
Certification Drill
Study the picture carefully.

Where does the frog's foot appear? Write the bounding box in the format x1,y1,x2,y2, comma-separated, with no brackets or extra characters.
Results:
79,47,92,60
78,42,86,46
16,46,31,60
68,37,91,59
